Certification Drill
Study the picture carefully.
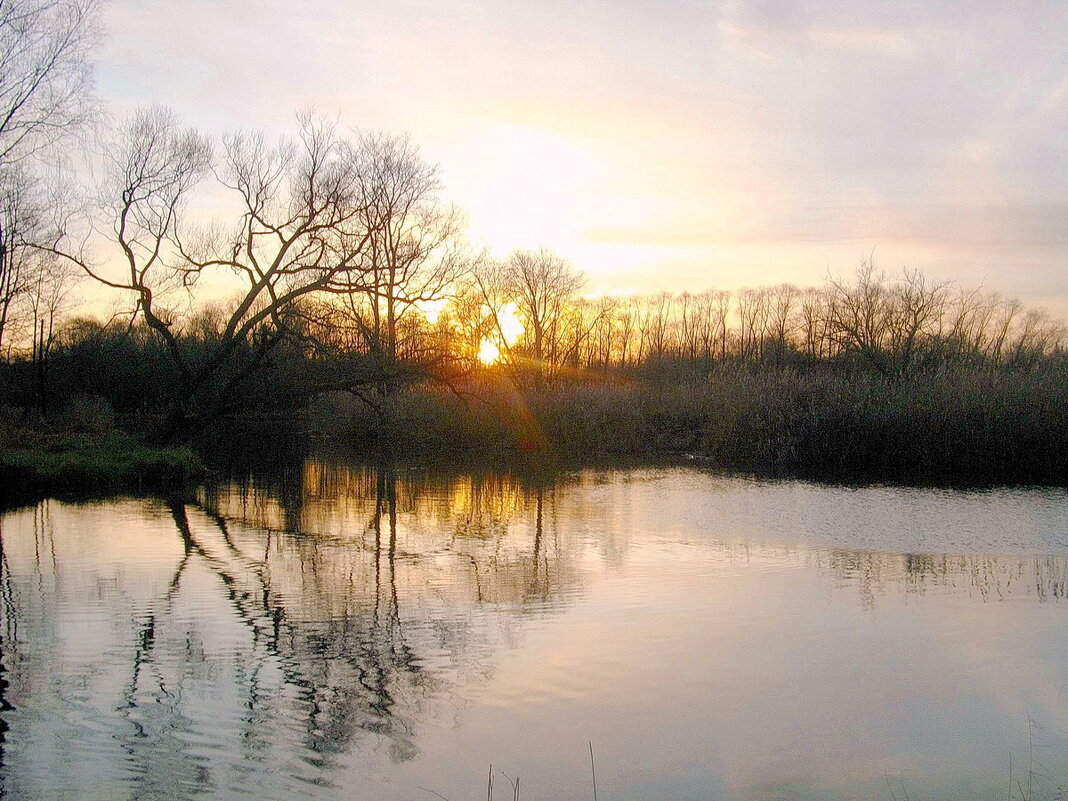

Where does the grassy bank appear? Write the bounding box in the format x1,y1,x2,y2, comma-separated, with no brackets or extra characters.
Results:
321,366,1068,484
0,426,204,505
4,364,1063,499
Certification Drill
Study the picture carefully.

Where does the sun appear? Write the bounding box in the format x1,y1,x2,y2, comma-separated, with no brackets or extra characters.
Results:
476,303,525,365
478,338,502,365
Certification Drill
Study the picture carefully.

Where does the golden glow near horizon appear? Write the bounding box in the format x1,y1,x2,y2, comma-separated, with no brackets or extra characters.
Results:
495,303,524,346
477,339,502,365
91,0,1068,319
477,302,525,365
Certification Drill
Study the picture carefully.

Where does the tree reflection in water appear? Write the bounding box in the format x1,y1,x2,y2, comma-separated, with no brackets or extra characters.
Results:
0,463,1065,800
0,460,572,798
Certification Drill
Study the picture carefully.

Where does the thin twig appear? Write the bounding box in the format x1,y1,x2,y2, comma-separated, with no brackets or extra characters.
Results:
496,768,518,801
590,741,598,801
417,787,452,801
885,774,899,801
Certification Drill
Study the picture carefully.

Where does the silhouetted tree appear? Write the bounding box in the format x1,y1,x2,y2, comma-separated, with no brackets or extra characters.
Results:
502,248,583,378
40,108,386,442
0,0,98,354
305,131,470,396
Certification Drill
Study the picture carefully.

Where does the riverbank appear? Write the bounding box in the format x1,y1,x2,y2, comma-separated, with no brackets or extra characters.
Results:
324,365,1068,485
3,363,1065,506
0,426,204,506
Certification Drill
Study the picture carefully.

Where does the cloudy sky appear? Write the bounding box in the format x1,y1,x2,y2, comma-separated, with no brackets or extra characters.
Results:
96,1,1068,313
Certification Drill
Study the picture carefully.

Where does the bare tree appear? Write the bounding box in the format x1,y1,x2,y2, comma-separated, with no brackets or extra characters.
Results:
325,131,468,394
0,0,98,164
986,295,1022,367
799,287,833,360
554,293,610,375
41,107,385,442
616,296,639,367
582,295,619,370
637,291,672,363
501,248,584,379
0,164,38,352
0,0,97,355
736,287,770,362
826,258,895,372
463,256,517,368
886,268,949,372
765,283,800,364
710,289,731,360
25,247,76,412
442,273,497,368
1007,307,1066,367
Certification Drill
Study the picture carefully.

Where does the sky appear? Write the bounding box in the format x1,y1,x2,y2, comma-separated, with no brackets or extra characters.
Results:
95,0,1068,315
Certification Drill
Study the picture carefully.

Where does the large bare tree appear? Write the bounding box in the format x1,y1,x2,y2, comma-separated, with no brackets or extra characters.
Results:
503,248,583,371
42,108,386,442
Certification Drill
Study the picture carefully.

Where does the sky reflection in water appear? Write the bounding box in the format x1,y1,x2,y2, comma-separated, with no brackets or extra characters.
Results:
1,463,1066,801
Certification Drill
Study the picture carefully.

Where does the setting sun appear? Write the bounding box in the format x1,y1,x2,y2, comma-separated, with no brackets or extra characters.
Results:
477,302,525,365
477,338,501,365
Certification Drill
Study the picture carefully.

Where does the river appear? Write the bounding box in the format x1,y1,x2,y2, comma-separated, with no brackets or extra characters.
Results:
1,458,1066,800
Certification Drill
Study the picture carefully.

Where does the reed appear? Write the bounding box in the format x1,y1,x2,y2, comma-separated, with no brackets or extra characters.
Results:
328,365,1068,483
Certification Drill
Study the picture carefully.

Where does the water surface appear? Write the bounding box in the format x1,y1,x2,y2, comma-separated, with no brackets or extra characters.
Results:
1,462,1066,800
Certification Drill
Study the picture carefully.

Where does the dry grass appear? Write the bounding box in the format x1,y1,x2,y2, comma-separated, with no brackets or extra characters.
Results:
326,365,1068,483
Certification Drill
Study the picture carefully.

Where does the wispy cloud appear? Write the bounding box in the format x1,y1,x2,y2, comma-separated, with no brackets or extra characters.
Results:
95,0,1068,315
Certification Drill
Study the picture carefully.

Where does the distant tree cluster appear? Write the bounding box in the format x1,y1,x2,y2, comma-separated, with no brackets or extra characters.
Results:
447,255,1065,381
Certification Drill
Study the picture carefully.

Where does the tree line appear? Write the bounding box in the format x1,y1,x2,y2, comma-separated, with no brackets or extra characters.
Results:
1,0,1065,450
434,253,1065,381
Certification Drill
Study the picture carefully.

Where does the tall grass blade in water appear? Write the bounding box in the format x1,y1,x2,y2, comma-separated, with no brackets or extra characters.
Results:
590,741,598,801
